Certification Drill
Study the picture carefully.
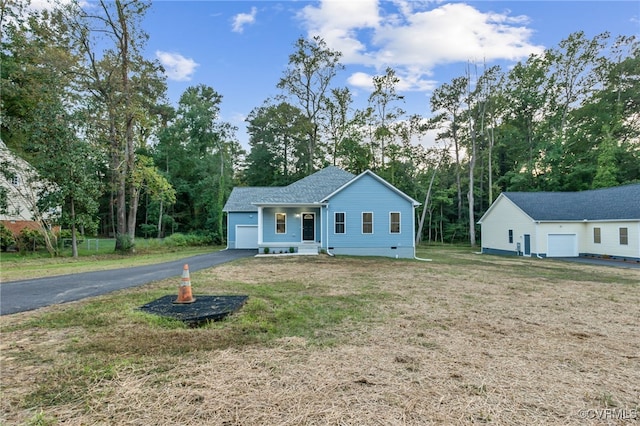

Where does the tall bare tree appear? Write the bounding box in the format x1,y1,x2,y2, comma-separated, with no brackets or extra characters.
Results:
368,67,405,169
430,76,468,222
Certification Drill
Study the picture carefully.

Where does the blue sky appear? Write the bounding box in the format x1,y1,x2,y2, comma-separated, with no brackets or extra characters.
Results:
141,1,639,148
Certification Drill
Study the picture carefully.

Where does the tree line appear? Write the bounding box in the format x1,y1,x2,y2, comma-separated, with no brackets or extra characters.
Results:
1,0,638,256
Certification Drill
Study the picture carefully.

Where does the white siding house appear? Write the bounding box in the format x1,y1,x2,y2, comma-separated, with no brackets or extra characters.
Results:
0,139,58,237
478,184,640,262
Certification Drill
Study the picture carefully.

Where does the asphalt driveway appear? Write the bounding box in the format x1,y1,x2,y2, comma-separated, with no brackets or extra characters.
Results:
551,256,640,269
0,249,256,316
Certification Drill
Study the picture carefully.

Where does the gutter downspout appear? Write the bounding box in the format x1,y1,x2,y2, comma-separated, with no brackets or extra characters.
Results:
412,204,431,261
223,211,229,250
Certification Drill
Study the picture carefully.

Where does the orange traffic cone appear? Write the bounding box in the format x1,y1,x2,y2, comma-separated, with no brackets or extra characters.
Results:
174,263,196,304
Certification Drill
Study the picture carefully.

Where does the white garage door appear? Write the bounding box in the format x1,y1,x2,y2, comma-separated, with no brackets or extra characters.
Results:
547,234,578,257
236,225,258,249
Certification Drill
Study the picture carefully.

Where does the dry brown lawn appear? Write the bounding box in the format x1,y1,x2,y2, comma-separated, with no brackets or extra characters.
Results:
1,248,639,425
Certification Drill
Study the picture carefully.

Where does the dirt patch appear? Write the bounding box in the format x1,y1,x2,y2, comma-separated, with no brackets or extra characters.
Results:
1,253,639,425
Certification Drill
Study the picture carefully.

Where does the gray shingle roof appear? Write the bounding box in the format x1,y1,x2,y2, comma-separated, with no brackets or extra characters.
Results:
222,187,281,212
223,166,356,212
504,183,640,221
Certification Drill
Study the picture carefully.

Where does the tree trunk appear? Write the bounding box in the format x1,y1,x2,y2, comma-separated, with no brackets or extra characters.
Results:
127,184,139,242
488,127,494,204
415,154,443,245
453,133,462,222
70,197,79,258
468,151,476,247
157,199,163,238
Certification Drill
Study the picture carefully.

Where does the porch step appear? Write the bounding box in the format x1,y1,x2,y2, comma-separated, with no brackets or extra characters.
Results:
298,245,319,255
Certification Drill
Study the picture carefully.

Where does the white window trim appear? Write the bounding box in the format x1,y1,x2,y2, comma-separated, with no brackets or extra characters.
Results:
275,212,286,234
362,212,373,235
389,211,401,234
593,227,601,244
334,212,346,234
619,227,628,245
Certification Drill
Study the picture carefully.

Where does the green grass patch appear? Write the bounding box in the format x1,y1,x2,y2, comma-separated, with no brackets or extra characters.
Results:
416,243,639,285
0,245,223,281
2,248,638,424
7,272,386,367
23,357,126,409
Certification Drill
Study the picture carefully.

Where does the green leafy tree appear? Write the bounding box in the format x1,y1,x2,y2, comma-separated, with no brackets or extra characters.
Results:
0,0,104,256
277,36,343,174
321,87,355,167
498,54,550,191
368,67,406,169
245,101,309,186
155,85,240,242
131,153,176,238
70,0,167,251
592,128,620,188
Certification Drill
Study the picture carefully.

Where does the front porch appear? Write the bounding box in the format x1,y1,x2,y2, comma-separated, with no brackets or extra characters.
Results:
257,242,321,256
256,205,324,256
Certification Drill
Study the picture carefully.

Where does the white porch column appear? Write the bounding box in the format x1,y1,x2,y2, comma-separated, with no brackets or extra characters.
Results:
320,205,325,248
257,206,263,245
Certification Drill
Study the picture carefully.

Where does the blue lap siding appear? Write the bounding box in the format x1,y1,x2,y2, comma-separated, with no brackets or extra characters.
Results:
223,167,419,258
262,207,321,244
324,173,416,258
227,212,257,249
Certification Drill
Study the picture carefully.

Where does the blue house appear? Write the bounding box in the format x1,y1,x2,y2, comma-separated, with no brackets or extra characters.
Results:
223,166,420,258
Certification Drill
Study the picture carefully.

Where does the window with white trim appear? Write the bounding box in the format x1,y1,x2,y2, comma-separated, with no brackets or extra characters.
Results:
620,227,628,245
276,213,286,234
593,227,601,244
335,212,345,234
390,212,400,233
362,212,373,234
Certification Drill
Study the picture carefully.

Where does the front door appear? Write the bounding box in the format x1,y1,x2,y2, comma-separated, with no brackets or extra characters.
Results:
302,213,315,242
524,234,531,256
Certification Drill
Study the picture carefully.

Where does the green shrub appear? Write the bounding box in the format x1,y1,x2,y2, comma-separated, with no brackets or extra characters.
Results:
17,228,45,252
0,223,15,251
163,232,188,247
162,232,212,248
139,223,157,239
115,234,135,253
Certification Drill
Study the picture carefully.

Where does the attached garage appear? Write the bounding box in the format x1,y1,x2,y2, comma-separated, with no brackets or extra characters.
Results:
547,234,578,257
235,225,258,249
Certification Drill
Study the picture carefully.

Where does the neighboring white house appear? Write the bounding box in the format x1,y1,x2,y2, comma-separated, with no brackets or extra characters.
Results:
0,139,57,237
478,184,640,261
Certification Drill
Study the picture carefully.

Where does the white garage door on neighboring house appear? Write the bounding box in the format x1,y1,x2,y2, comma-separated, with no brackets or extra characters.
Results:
235,225,258,249
547,234,578,257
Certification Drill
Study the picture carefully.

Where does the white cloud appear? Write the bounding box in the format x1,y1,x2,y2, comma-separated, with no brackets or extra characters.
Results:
155,51,199,82
299,1,544,92
28,0,83,10
299,0,380,63
232,7,257,33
